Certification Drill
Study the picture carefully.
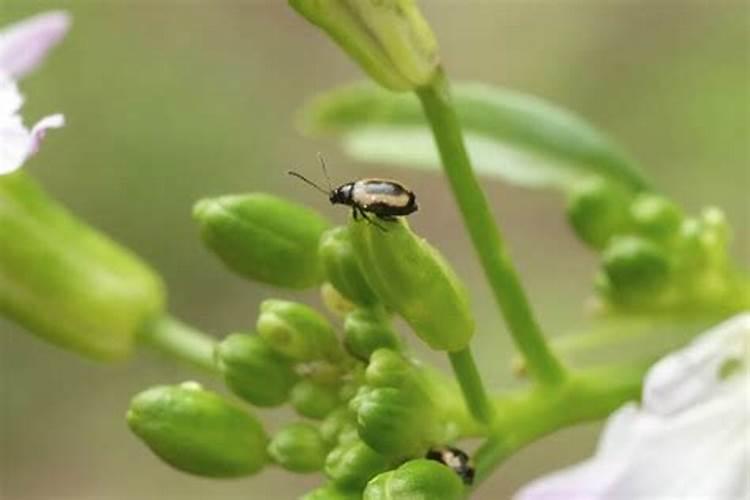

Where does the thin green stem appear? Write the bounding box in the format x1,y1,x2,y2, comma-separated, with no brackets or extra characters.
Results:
138,315,218,373
472,361,650,485
448,347,494,426
417,71,565,386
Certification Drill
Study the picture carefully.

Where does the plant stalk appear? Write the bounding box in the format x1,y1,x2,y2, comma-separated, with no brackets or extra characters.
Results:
416,71,565,386
448,347,494,426
138,315,218,373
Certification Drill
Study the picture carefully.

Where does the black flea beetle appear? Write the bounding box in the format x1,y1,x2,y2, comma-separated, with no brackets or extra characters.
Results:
288,154,418,229
425,446,475,485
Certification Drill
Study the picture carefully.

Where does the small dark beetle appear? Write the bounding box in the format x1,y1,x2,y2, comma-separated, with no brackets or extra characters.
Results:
289,155,417,228
425,446,475,485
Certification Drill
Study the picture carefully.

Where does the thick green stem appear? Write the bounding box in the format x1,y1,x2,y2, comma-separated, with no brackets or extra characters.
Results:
448,347,494,426
138,315,218,373
416,72,565,386
473,361,650,485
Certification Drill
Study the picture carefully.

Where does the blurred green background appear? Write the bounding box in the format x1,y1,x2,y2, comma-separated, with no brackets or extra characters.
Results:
1,1,748,499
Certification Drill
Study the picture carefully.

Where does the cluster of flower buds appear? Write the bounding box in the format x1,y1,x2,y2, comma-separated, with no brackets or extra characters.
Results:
126,192,478,497
567,178,740,312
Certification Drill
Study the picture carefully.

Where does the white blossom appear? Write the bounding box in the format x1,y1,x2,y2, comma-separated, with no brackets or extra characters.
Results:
516,313,750,500
0,11,70,175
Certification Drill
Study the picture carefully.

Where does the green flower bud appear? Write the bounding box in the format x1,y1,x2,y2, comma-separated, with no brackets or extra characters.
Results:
364,459,464,500
356,386,434,456
193,193,329,289
320,407,358,445
365,348,414,388
566,177,632,249
291,379,342,419
325,438,390,489
344,309,400,360
267,422,327,473
320,226,379,306
216,333,297,407
321,282,357,317
127,382,268,477
290,0,439,92
602,236,671,305
630,193,683,243
349,219,473,352
302,484,361,500
257,299,339,361
0,172,165,360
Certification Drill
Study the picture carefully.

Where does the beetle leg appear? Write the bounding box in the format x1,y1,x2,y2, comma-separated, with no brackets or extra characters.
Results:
352,208,359,221
358,207,387,232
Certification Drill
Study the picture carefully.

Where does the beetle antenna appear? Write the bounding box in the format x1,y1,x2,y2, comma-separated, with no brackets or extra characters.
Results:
317,152,333,191
288,170,330,195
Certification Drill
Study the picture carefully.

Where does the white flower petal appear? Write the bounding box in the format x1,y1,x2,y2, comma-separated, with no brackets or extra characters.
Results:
0,11,71,79
515,313,750,500
28,113,64,156
0,114,30,174
0,75,23,115
643,313,750,415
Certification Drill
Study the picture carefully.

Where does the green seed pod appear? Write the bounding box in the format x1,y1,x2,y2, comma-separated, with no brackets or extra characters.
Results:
291,379,342,420
566,177,632,249
193,193,329,289
257,299,339,361
325,438,390,489
127,382,268,477
302,484,361,500
356,386,433,457
289,0,439,92
630,193,683,243
320,407,358,446
0,172,165,360
320,226,379,306
365,348,415,389
602,236,671,305
344,309,400,361
364,459,464,500
267,422,327,473
349,219,473,352
215,333,297,407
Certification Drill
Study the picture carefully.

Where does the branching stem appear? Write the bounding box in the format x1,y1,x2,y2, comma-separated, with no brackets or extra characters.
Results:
417,71,565,386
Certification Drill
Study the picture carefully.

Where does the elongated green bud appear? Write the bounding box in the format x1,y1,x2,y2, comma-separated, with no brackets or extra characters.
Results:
291,378,341,419
193,193,329,288
344,309,400,360
216,333,297,407
601,236,671,306
566,178,632,249
356,386,434,456
0,172,165,360
630,193,683,243
364,459,464,500
325,438,390,489
349,219,473,352
257,299,339,360
268,422,327,473
320,226,378,306
127,382,268,477
290,0,439,92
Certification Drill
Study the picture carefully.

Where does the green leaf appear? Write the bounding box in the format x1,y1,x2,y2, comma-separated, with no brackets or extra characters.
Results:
300,82,650,192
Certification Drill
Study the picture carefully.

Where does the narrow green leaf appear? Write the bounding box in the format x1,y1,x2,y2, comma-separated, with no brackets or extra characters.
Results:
300,83,649,192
